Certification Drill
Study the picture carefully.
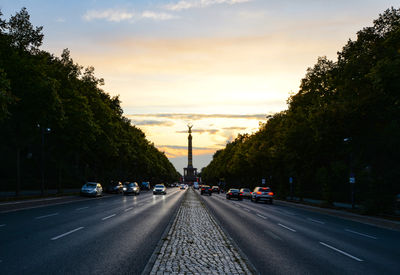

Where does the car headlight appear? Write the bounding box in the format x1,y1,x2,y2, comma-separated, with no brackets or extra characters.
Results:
123,187,127,191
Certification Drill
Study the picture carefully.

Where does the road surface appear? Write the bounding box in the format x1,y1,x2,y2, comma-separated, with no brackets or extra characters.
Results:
200,191,400,275
0,189,184,275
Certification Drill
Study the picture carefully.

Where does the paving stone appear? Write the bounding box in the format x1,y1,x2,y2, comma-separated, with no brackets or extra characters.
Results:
149,188,253,274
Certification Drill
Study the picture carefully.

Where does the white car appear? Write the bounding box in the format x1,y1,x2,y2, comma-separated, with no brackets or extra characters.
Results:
153,184,167,195
80,182,103,197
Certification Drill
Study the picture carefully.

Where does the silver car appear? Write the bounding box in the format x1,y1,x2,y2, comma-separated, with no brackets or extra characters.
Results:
153,184,167,195
80,182,103,197
251,186,274,204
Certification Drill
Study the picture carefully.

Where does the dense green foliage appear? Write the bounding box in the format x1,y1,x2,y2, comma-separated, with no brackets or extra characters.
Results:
0,8,179,195
202,8,400,214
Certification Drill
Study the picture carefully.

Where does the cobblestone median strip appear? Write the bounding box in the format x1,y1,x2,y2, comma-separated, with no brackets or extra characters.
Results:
149,188,253,275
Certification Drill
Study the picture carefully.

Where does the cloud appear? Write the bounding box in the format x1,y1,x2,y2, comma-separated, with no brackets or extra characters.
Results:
222,126,247,131
83,9,176,22
131,120,175,126
127,113,269,120
176,129,219,135
165,0,251,11
157,144,217,158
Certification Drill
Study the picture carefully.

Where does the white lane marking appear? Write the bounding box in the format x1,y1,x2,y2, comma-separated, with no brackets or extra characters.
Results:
256,214,268,219
280,210,295,216
35,213,59,219
307,218,325,224
345,229,377,240
51,227,84,241
319,242,363,262
76,207,89,211
102,214,116,220
278,223,297,232
0,224,5,227
242,208,251,212
124,207,133,212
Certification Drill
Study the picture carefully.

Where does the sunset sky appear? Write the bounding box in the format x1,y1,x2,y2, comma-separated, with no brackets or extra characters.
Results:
1,0,398,173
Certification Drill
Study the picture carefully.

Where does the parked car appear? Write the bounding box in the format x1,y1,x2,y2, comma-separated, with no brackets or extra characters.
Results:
240,188,251,199
226,189,242,200
200,185,212,196
80,182,103,197
251,186,274,204
211,186,220,194
123,182,140,195
106,181,123,193
153,184,167,195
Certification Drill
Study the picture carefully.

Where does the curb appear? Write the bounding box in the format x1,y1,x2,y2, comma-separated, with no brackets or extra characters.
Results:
196,189,259,275
140,190,186,275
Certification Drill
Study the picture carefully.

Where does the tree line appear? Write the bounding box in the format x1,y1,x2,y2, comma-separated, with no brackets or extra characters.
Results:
202,8,400,215
0,8,180,195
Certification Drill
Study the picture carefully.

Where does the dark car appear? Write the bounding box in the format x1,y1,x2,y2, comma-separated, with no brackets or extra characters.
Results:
251,186,274,204
200,185,212,196
239,188,251,199
123,182,140,195
226,189,242,200
211,186,220,193
106,181,123,193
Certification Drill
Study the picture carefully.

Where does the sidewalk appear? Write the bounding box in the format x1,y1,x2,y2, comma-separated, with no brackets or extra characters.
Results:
148,188,253,275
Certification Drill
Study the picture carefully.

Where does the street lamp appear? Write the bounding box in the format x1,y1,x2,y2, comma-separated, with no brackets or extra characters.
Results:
344,137,355,209
38,124,51,196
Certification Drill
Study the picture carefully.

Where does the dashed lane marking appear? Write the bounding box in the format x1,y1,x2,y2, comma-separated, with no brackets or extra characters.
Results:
307,218,325,224
124,207,133,212
35,213,59,219
76,207,89,211
345,229,377,240
51,227,84,241
278,223,297,232
319,242,363,262
102,214,116,220
256,214,268,219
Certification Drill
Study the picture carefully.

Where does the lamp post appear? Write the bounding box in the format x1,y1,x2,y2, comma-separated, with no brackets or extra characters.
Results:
38,124,51,196
344,137,355,209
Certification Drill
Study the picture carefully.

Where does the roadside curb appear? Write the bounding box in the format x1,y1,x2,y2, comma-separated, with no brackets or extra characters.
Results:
140,190,186,275
276,199,400,232
196,189,259,275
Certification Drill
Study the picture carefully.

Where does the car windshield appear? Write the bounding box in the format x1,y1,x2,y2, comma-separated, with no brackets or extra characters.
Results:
260,188,270,192
230,189,239,192
241,189,250,192
155,185,164,188
85,183,96,187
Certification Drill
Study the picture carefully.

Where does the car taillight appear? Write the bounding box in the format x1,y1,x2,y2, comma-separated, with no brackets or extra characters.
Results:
256,191,262,195
268,192,274,196
239,193,243,196
228,193,232,195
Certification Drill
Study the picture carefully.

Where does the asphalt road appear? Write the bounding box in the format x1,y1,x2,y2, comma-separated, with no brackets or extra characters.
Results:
199,191,400,275
0,188,185,275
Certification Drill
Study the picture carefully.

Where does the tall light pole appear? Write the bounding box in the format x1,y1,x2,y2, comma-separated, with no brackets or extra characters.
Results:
38,124,51,196
344,137,355,209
